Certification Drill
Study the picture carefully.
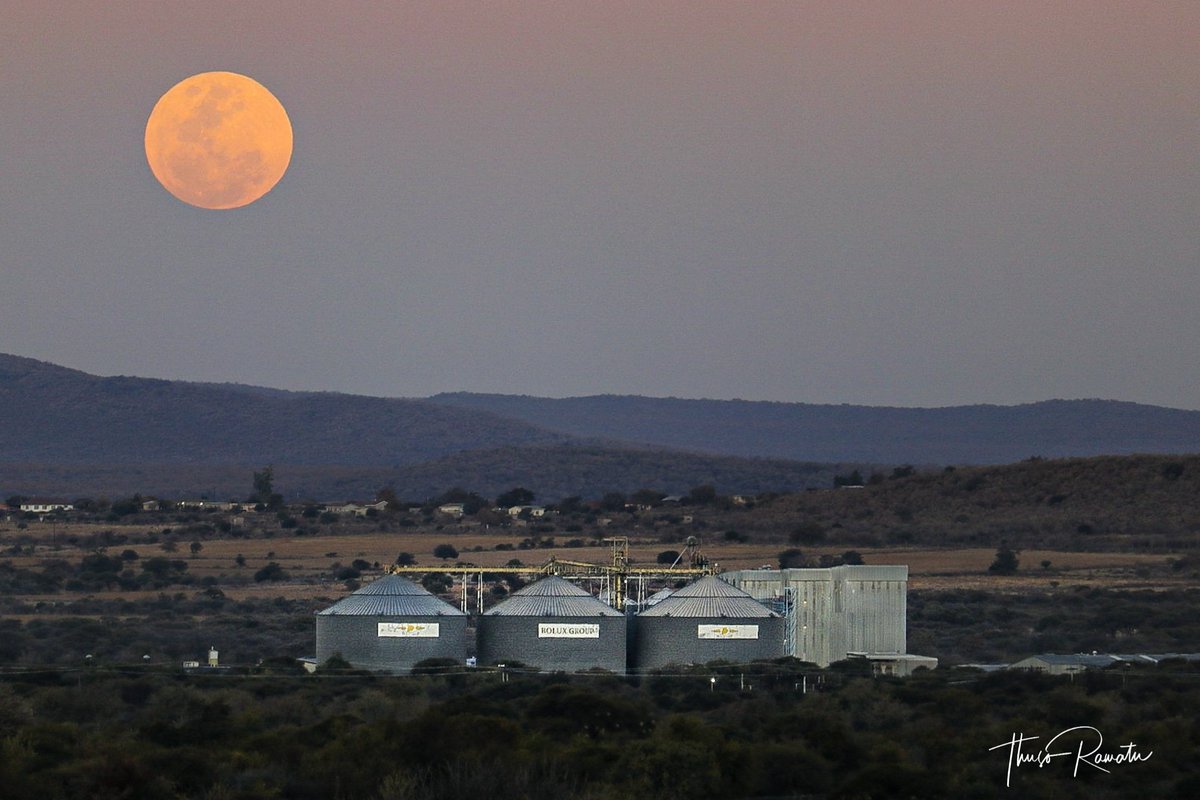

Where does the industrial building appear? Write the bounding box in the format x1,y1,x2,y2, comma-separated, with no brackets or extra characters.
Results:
724,566,911,667
477,576,627,673
1009,652,1200,675
315,575,467,673
314,542,925,675
633,575,784,670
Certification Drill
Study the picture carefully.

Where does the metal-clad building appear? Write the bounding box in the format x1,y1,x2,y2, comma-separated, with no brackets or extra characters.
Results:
315,575,467,673
477,576,626,673
724,566,908,666
633,575,784,670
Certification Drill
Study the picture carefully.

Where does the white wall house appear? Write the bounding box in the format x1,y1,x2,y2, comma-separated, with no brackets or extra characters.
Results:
19,501,74,513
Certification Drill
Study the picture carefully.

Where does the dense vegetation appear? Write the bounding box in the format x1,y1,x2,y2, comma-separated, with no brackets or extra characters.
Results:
0,662,1196,799
1,584,1199,671
755,454,1200,551
908,587,1200,664
7,454,1200,553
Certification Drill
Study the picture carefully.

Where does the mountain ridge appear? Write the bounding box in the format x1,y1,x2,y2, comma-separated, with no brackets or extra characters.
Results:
428,392,1200,464
4,354,1200,499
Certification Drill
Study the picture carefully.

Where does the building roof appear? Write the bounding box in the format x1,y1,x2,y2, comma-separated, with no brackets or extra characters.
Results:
637,575,779,618
316,575,465,617
484,576,622,617
1010,653,1124,670
1013,652,1200,669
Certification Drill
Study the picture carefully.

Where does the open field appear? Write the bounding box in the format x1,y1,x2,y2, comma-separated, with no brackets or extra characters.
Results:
3,519,1193,607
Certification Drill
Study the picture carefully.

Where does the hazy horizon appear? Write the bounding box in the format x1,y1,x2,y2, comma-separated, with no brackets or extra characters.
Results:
8,350,1197,413
3,3,1197,409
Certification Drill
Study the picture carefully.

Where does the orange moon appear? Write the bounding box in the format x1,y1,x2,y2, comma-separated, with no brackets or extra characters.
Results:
145,71,293,210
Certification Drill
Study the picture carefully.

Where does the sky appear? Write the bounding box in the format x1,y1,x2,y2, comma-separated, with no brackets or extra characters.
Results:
2,2,1197,408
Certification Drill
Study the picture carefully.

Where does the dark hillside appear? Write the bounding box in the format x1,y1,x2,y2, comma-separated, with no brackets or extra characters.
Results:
0,446,869,502
743,454,1200,551
429,392,1200,464
0,354,567,465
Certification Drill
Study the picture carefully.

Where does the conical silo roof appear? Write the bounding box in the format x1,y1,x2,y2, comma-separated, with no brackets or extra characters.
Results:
317,575,465,617
485,575,621,617
637,575,778,618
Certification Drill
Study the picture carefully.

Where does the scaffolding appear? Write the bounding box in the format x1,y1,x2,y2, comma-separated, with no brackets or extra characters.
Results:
762,587,794,657
388,536,716,613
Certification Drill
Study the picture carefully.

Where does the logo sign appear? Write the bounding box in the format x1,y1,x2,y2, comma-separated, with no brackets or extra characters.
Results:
698,624,759,640
378,622,440,638
538,623,600,638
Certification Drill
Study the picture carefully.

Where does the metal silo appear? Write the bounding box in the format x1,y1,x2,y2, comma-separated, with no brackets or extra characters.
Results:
477,576,626,673
315,575,467,673
633,575,784,671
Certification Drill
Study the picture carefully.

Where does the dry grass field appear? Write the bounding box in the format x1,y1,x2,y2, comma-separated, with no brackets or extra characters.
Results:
4,518,1193,606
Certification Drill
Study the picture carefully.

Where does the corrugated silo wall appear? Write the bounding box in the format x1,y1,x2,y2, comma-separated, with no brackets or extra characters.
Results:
841,571,907,656
725,567,908,666
632,616,785,671
477,615,627,673
315,615,468,673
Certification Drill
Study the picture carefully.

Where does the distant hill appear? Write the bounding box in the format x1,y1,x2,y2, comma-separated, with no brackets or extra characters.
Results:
7,353,1200,501
0,354,568,465
0,354,868,499
428,393,1200,464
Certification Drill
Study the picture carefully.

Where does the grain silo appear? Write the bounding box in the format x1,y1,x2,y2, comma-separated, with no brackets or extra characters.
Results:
315,575,467,673
633,575,784,670
477,576,626,673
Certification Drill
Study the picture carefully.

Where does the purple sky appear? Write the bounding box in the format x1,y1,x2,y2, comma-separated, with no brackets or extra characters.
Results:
2,2,1197,407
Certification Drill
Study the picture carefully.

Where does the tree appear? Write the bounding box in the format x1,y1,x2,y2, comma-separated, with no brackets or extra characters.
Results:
988,544,1019,575
496,487,535,508
189,541,203,558
422,572,452,594
395,552,417,566
656,550,681,565
254,562,288,582
778,549,808,569
376,487,401,511
431,487,488,515
599,492,627,512
841,550,865,565
631,488,666,508
251,466,283,509
833,470,864,487
686,485,717,505
433,544,459,560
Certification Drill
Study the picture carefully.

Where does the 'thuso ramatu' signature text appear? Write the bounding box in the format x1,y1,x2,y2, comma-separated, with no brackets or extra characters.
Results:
988,726,1152,787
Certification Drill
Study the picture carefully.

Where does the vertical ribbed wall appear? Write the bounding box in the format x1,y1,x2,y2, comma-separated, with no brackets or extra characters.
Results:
724,566,908,667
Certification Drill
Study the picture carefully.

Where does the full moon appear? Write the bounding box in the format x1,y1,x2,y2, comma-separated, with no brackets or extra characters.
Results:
145,71,293,210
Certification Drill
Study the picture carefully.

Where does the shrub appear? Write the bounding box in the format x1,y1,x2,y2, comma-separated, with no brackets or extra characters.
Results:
254,562,288,582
